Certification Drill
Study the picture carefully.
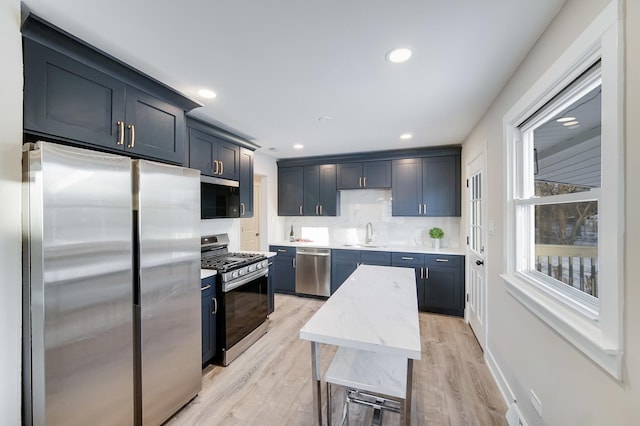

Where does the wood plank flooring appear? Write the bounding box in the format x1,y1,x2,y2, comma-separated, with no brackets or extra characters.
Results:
165,294,506,426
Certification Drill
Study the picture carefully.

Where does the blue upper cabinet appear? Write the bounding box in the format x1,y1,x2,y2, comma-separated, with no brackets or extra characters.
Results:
22,15,199,165
239,147,254,217
278,167,304,216
337,161,391,189
392,155,461,217
188,127,240,180
303,165,337,216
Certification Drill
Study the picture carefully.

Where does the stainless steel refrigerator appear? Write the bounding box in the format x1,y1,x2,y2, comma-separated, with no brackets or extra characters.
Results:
22,141,202,425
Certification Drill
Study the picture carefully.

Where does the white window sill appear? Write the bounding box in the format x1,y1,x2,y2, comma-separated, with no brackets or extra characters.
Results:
501,273,622,380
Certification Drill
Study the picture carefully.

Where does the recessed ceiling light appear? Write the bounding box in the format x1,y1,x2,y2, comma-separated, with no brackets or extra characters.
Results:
293,144,304,149
318,116,333,122
556,116,576,123
386,48,412,63
562,120,579,126
400,133,413,140
197,89,217,99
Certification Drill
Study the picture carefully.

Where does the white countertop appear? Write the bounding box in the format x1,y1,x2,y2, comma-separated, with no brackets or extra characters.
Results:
269,240,465,256
299,265,422,360
200,269,217,280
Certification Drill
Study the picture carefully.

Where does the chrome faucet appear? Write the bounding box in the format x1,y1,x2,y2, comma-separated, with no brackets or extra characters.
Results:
365,222,373,244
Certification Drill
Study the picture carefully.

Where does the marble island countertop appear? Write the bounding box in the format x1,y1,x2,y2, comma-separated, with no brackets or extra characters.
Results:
269,240,465,256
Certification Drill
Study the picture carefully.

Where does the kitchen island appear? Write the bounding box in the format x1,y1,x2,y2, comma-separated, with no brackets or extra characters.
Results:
299,264,421,424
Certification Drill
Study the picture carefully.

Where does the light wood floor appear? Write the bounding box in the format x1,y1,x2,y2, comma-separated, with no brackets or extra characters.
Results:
165,294,507,426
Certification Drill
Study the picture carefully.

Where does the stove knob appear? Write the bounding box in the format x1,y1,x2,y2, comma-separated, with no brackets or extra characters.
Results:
256,262,262,269
232,271,239,279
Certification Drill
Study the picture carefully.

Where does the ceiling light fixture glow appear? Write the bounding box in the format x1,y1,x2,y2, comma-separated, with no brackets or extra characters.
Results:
562,120,579,126
567,124,580,130
197,89,217,99
400,133,413,140
556,116,576,123
386,48,412,63
293,144,304,149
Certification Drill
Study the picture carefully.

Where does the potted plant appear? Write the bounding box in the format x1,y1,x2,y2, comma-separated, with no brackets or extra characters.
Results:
429,227,444,249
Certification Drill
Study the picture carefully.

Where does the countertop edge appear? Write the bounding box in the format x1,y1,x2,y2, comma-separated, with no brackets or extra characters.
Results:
268,241,465,256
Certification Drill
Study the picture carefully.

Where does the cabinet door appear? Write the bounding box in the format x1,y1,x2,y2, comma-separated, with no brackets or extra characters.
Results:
391,159,422,216
318,164,337,216
124,86,186,164
270,247,296,294
391,252,426,310
303,166,321,215
278,167,304,215
425,255,464,316
216,139,240,180
189,128,214,175
124,86,186,165
336,163,363,189
362,161,391,188
239,148,254,217
201,280,214,365
423,156,461,216
331,250,360,294
267,262,275,314
23,39,126,150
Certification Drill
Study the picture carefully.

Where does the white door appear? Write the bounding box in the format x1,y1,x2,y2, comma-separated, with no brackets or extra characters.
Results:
467,151,486,350
241,177,261,251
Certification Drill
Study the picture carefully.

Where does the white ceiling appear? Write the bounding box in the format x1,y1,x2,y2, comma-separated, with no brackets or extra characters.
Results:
23,0,566,159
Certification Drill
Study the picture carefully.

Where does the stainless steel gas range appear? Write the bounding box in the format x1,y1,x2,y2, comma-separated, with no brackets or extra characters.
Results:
201,234,269,366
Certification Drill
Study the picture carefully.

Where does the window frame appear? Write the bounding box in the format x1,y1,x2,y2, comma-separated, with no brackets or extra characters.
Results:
501,1,623,379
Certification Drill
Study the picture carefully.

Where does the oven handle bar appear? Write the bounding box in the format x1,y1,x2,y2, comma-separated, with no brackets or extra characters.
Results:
222,268,269,292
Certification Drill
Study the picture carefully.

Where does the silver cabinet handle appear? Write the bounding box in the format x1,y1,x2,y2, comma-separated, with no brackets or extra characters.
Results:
435,258,449,262
418,204,422,215
241,203,246,216
277,249,287,252
201,284,211,291
293,258,296,268
213,160,219,175
212,297,217,314
315,205,319,215
299,205,303,215
363,177,366,187
116,121,125,145
220,161,224,175
401,256,414,260
127,124,135,148
359,177,363,187
319,205,323,215
423,204,427,215
425,267,429,279
420,267,424,279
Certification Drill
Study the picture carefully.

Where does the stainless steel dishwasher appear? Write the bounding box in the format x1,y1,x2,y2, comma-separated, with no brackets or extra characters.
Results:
295,247,331,297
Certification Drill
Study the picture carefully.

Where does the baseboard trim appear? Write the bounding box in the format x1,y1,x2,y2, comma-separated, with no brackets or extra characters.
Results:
485,348,515,407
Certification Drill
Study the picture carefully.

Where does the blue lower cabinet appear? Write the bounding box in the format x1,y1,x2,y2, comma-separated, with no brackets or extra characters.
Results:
391,252,464,316
201,276,217,366
331,250,391,294
268,261,275,314
269,246,296,294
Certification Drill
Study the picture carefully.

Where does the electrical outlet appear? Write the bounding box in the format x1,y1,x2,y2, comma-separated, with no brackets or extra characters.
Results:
530,389,542,417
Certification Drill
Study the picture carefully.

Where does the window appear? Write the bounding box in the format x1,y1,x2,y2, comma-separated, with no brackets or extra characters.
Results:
502,2,623,379
516,63,601,318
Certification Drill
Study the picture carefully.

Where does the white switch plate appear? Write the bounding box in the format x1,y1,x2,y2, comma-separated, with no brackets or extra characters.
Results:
530,389,542,417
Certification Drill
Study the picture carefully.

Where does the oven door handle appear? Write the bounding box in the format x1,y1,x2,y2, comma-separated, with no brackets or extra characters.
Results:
223,268,268,292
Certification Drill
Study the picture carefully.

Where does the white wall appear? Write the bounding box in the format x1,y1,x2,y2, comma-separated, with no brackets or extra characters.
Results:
0,1,23,424
462,0,640,423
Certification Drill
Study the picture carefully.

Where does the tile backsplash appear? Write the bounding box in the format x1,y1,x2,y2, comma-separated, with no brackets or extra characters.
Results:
283,189,461,248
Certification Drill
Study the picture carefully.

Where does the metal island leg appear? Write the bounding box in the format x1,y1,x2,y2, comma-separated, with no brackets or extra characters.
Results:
311,341,323,425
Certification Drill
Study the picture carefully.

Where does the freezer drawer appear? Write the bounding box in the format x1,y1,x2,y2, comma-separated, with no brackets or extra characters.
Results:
295,248,331,297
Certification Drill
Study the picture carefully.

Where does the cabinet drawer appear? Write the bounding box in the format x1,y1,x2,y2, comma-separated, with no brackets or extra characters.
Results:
269,245,296,257
332,249,361,262
360,251,391,265
391,252,425,267
425,254,462,267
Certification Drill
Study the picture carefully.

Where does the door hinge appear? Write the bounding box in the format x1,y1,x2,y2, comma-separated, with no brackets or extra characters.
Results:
466,294,469,302
466,236,469,245
466,179,469,188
